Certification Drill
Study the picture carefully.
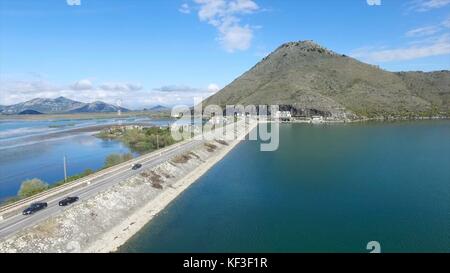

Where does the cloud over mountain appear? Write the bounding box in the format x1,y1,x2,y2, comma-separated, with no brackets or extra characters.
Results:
407,0,450,12
182,0,261,52
351,16,450,63
0,75,219,109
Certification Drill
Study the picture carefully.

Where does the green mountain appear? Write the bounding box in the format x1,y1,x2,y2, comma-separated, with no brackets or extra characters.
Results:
148,105,170,112
1,96,129,115
204,41,450,119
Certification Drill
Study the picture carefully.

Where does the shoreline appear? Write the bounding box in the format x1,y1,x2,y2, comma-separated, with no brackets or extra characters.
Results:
0,122,167,152
86,121,258,253
0,120,257,253
0,111,172,122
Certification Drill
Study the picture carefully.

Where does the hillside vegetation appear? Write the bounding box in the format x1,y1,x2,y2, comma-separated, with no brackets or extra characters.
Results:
204,41,450,119
97,127,176,154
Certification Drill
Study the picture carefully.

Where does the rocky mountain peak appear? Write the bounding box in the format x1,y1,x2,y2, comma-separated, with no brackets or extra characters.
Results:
0,97,129,114
276,40,337,56
204,40,450,119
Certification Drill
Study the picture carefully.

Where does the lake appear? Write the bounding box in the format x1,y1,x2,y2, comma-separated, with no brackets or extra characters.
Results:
0,117,172,201
119,121,450,253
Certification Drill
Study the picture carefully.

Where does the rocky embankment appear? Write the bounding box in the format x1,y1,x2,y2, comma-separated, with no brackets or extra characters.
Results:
0,121,256,253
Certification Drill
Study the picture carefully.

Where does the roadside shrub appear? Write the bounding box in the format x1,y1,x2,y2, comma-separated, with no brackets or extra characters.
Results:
215,139,229,146
204,143,217,152
152,182,163,190
172,154,192,164
104,153,133,168
51,168,96,188
188,152,201,159
17,178,49,198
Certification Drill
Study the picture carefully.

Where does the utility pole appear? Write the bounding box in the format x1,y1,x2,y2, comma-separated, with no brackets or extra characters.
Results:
157,135,162,156
157,134,159,150
63,155,68,183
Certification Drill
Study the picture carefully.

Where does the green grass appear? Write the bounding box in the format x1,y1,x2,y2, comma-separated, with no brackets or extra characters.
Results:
1,126,179,206
0,152,134,206
97,127,177,154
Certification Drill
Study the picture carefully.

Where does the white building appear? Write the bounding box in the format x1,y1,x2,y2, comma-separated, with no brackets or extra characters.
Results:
275,111,292,120
311,115,324,124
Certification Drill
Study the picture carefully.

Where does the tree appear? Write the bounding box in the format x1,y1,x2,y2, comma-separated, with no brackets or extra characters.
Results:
18,178,49,198
82,169,94,176
104,153,133,168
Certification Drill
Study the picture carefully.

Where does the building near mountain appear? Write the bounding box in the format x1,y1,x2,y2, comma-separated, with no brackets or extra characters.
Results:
275,111,292,121
204,40,450,120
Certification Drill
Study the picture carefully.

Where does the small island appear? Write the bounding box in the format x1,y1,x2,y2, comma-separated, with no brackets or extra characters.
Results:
95,124,177,154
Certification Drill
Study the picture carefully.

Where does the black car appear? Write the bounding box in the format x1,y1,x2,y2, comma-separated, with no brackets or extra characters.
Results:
22,202,47,215
132,163,142,170
59,196,79,206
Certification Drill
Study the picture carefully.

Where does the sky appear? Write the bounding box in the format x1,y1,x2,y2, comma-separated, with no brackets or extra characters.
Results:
0,0,449,109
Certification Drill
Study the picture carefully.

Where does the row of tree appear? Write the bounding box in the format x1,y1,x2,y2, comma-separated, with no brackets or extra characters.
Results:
4,153,134,204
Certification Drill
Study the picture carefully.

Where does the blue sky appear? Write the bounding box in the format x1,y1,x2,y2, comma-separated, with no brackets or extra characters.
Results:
0,0,449,108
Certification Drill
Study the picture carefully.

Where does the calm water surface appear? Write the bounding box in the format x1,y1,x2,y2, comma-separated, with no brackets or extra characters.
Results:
120,121,450,253
0,117,172,201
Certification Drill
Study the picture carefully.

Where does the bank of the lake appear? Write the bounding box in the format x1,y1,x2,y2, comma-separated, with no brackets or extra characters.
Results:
0,117,172,201
120,120,450,253
0,120,257,253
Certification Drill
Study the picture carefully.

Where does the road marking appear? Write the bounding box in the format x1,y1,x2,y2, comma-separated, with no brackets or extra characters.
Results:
0,138,207,239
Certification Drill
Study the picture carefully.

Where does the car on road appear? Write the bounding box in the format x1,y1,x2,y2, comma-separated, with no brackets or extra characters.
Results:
132,163,142,170
22,202,48,215
58,196,79,206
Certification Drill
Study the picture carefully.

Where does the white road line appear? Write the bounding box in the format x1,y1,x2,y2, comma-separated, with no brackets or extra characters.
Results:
0,139,205,239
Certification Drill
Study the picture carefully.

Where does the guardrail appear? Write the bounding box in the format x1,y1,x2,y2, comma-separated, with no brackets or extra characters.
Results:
0,137,193,216
0,119,253,217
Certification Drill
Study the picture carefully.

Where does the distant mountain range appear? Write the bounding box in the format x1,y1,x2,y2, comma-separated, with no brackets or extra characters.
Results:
146,105,170,112
0,96,129,115
18,109,44,115
204,40,450,119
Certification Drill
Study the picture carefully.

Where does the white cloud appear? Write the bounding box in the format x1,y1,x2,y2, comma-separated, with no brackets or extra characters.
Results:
351,34,450,62
66,0,81,6
0,77,217,109
179,3,191,14
443,17,450,28
186,0,260,52
405,16,450,38
70,79,93,90
218,24,253,52
352,15,450,63
367,0,382,6
153,85,200,92
207,83,221,92
139,89,215,107
99,82,143,92
406,26,441,37
228,0,259,13
407,0,450,12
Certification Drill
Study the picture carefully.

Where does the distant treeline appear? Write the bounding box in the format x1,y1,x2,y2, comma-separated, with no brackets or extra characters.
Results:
96,126,177,154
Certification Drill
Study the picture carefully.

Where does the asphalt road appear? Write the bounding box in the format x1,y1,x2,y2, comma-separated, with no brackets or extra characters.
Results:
0,139,204,239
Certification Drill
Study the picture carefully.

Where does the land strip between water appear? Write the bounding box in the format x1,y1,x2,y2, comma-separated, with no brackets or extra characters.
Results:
0,119,257,253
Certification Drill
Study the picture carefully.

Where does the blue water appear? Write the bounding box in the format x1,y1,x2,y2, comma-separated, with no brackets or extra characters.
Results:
0,117,172,201
0,117,172,148
120,121,450,253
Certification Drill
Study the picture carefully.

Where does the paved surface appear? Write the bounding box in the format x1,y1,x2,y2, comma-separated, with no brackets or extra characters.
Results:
0,139,204,239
